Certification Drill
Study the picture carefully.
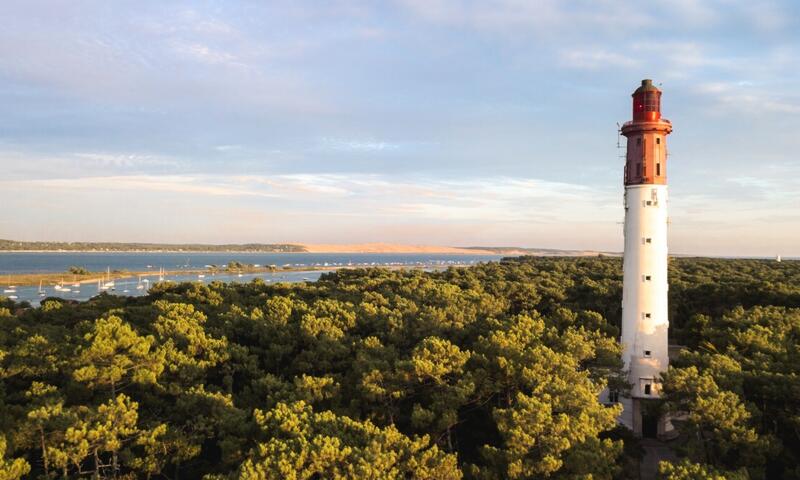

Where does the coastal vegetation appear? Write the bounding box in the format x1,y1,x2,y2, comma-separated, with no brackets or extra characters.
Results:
0,257,797,478
0,240,306,253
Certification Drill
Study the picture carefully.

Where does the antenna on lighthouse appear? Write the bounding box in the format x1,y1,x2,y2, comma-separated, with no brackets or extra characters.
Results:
616,123,625,158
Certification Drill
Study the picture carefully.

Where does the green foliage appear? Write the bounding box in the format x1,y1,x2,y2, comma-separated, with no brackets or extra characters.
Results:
471,313,622,478
661,304,800,479
153,301,229,390
67,266,89,275
0,256,797,478
661,367,770,473
0,436,29,480
73,315,164,393
658,459,727,480
0,239,306,252
240,401,461,479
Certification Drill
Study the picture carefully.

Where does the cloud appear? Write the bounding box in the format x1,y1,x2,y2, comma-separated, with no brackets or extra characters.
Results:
396,0,652,34
0,170,615,223
72,153,182,169
171,42,242,66
0,149,185,180
214,145,243,152
2,175,280,198
396,0,796,36
319,137,401,152
559,48,639,70
0,1,798,254
2,165,798,254
0,2,331,113
693,81,800,114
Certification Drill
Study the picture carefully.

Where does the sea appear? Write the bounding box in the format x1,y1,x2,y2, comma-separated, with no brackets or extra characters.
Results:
0,252,503,305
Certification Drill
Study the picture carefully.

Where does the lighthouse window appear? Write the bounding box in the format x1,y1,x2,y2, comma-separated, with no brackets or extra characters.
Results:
637,163,642,176
656,163,661,176
644,384,652,395
656,138,661,144
637,138,642,146
644,93,659,111
644,275,652,281
644,312,652,319
645,237,652,244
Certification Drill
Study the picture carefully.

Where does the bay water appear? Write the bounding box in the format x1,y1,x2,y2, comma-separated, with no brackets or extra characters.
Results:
0,252,502,305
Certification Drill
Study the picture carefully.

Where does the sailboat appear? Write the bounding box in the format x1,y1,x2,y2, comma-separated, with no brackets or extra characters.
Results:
158,267,165,282
3,275,16,294
56,280,71,293
38,280,46,297
136,275,145,290
103,267,115,291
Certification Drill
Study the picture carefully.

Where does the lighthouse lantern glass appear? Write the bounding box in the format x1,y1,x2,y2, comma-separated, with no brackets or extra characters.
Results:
632,89,662,122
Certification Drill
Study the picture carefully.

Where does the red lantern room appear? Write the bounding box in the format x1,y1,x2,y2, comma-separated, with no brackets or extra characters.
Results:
632,79,661,122
621,79,672,186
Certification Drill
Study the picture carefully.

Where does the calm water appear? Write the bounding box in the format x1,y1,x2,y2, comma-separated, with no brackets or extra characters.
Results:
0,252,501,305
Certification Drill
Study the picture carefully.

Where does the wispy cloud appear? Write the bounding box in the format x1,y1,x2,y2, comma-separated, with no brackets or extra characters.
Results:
72,153,182,169
559,48,639,70
693,81,800,114
0,149,185,180
319,137,401,152
171,42,242,66
3,175,279,198
0,172,617,225
396,0,652,34
396,0,796,35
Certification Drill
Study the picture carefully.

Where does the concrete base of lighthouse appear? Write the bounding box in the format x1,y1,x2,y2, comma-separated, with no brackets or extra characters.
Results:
619,397,677,440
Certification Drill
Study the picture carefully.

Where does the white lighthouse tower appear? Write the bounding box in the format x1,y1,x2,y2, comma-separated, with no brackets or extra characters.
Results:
619,79,673,438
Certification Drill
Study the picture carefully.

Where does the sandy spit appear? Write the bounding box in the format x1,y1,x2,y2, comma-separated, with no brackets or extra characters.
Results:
301,243,497,254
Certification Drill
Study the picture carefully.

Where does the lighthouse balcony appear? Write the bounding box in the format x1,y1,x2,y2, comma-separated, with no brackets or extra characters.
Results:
621,118,671,128
620,119,672,135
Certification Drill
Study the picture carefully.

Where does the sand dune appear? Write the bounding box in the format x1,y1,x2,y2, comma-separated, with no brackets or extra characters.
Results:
302,243,496,254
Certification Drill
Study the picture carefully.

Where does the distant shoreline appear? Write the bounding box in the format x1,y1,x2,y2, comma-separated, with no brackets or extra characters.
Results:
0,239,597,255
0,249,503,255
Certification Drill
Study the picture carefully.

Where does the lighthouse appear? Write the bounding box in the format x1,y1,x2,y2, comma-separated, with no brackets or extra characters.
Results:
619,79,673,438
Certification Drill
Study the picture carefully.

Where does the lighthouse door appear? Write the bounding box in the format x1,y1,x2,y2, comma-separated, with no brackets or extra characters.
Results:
642,414,658,438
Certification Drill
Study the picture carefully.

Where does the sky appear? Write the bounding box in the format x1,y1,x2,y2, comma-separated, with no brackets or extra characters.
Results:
1,0,799,256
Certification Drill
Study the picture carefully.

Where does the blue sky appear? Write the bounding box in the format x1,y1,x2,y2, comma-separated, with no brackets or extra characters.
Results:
1,0,798,255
